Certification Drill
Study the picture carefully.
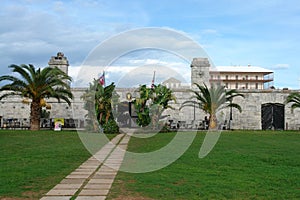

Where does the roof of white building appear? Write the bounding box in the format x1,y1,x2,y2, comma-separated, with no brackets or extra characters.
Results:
213,66,273,74
162,77,182,84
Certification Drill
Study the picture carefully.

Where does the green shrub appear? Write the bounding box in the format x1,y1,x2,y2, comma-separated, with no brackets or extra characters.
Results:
103,119,119,134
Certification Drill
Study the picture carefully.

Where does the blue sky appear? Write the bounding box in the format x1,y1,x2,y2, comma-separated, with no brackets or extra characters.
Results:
1,0,300,88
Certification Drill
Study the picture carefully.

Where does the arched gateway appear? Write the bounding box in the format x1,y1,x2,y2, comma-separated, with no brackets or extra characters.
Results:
261,103,285,130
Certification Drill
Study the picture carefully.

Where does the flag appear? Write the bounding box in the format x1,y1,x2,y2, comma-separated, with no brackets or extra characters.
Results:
151,71,156,89
99,71,105,86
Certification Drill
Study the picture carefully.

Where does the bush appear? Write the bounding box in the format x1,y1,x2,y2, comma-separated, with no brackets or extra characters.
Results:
103,119,119,134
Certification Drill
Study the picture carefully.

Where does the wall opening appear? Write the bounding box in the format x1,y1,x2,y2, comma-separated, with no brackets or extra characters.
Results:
261,103,284,130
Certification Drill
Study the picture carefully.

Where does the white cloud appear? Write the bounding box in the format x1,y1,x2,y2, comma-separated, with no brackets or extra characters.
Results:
272,64,290,70
69,56,192,88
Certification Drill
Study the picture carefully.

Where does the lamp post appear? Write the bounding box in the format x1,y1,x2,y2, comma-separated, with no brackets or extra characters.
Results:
126,92,132,128
193,101,196,121
229,99,233,130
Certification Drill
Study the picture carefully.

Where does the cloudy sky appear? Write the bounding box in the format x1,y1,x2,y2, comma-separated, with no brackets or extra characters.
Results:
1,0,300,88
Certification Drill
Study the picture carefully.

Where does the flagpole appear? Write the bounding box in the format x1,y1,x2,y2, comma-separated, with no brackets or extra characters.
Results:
103,71,106,87
151,70,156,89
98,71,105,86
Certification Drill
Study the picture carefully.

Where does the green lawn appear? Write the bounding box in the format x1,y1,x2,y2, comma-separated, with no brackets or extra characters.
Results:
0,130,115,199
108,131,300,200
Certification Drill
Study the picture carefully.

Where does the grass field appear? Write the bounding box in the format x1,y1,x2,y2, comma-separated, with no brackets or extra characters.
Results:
0,130,116,199
108,131,300,200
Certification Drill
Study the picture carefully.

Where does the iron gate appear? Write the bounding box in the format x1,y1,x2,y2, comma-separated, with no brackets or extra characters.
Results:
261,103,284,130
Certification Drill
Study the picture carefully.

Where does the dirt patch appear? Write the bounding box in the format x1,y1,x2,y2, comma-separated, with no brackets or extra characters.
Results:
22,191,40,199
173,179,186,186
0,189,44,200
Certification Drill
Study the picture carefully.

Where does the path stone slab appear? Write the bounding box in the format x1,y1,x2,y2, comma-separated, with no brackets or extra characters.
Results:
95,171,117,176
78,189,109,196
88,178,114,184
46,189,77,196
66,174,91,179
71,171,93,175
60,178,86,184
40,196,72,200
84,183,112,190
53,184,82,190
74,169,95,172
92,174,116,179
99,166,116,171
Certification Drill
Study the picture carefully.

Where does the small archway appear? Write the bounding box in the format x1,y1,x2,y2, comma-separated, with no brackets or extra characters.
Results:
261,103,284,130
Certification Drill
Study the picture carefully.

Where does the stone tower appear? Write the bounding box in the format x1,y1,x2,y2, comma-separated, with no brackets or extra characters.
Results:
190,58,210,86
48,52,69,75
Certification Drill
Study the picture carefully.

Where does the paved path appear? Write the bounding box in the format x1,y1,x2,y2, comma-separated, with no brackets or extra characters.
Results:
41,133,130,200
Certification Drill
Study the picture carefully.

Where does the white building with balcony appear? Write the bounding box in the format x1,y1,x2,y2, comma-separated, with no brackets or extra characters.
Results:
210,65,274,90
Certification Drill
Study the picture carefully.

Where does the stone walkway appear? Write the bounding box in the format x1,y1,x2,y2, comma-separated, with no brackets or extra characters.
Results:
40,133,130,200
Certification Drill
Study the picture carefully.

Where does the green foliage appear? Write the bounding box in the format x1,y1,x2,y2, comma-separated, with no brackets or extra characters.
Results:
181,83,244,129
103,119,120,134
40,109,50,118
285,92,300,111
81,80,120,133
133,84,175,128
0,64,73,130
133,85,152,127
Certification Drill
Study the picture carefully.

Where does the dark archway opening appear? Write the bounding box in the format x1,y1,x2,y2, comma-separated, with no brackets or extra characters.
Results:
261,103,284,130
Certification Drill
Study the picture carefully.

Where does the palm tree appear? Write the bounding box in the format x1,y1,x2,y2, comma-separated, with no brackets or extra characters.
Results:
285,92,300,111
96,82,116,125
0,64,73,130
181,83,244,129
150,84,176,129
133,85,152,127
133,84,176,128
81,79,117,131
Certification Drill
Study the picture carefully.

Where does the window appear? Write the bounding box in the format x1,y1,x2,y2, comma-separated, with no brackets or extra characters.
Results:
256,75,258,80
225,75,229,80
246,75,248,80
246,83,248,89
255,83,259,89
218,75,220,80
211,75,214,79
225,83,229,88
236,83,239,89
236,75,239,80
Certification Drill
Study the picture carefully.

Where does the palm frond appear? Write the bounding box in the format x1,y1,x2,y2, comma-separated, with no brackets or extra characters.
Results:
286,92,300,111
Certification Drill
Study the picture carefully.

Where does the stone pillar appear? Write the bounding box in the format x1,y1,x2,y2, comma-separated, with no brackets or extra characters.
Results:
48,52,69,75
190,58,210,87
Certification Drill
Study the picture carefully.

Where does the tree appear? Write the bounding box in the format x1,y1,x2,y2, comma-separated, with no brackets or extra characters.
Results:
81,79,119,133
133,85,152,127
133,84,176,129
0,64,73,130
181,83,244,129
285,92,300,111
150,84,176,129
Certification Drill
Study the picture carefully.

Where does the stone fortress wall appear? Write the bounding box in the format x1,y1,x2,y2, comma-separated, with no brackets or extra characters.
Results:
0,55,299,130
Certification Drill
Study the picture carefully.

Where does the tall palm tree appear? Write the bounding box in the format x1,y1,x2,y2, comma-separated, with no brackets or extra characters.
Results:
181,83,244,129
0,64,73,130
96,82,116,125
81,79,117,131
285,92,300,111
